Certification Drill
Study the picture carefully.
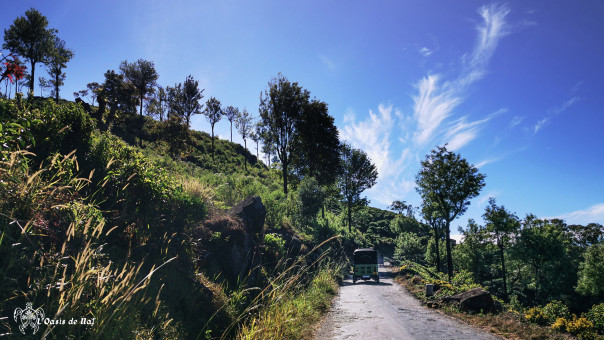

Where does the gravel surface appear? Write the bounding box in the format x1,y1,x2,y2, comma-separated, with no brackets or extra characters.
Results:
314,266,501,340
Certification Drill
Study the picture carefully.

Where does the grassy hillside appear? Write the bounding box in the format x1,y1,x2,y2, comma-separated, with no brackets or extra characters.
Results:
0,97,348,339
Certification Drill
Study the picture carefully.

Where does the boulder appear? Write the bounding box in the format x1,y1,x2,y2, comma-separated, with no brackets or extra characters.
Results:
448,288,496,314
228,196,266,234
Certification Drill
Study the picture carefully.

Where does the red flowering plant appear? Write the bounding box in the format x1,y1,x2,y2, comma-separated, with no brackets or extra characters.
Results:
0,53,26,84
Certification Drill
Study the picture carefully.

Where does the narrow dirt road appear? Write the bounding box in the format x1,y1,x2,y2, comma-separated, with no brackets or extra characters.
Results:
314,265,500,340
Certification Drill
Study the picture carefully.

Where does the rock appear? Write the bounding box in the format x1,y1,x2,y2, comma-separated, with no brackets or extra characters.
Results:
228,196,266,234
449,288,496,314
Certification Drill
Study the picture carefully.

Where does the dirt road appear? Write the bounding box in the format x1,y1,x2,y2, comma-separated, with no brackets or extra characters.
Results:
314,266,500,340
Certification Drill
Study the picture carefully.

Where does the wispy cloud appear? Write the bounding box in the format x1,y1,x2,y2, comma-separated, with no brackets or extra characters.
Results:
340,104,402,179
510,115,524,128
320,55,336,71
418,46,432,57
340,3,512,208
534,96,579,133
413,3,510,148
553,203,604,225
413,75,460,146
458,3,511,87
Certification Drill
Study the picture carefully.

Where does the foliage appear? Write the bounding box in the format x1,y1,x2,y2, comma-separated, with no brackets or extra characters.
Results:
204,96,222,161
543,300,571,324
290,98,341,187
46,36,73,101
586,303,604,334
394,232,426,264
576,243,604,296
338,142,378,233
415,144,485,281
525,307,548,325
3,7,57,94
566,316,595,339
235,108,253,170
258,73,309,195
120,58,158,119
223,105,239,142
295,176,324,229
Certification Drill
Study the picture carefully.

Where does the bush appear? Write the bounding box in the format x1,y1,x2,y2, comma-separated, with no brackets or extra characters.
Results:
543,300,570,324
551,317,568,332
525,306,548,325
586,303,604,334
566,316,595,339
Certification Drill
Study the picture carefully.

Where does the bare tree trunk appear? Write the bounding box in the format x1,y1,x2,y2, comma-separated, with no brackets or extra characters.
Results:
445,220,453,282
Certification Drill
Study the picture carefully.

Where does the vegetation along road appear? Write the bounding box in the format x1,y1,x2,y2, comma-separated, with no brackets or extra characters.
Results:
314,265,499,340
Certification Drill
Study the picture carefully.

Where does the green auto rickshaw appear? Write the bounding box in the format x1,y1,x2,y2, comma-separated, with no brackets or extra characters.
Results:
352,248,379,283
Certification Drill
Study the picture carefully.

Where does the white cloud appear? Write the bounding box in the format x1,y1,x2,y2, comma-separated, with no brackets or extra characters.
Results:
458,3,510,87
553,203,604,225
444,109,505,151
535,96,579,134
320,55,336,71
534,118,549,133
412,4,510,148
510,115,524,127
418,47,432,57
340,4,512,209
412,75,460,146
340,104,402,179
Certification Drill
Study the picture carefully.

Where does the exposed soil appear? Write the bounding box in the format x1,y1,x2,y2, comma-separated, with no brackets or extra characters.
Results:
314,265,501,340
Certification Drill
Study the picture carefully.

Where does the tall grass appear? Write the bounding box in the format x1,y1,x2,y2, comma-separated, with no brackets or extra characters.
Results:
0,149,178,338
228,236,346,340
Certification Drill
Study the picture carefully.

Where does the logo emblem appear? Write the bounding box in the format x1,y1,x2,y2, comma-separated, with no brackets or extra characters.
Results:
14,302,45,335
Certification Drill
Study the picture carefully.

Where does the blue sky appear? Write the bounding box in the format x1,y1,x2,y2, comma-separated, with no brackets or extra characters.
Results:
2,1,603,234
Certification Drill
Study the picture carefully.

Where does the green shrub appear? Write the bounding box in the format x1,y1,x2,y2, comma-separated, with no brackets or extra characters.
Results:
525,306,548,325
586,303,604,334
566,316,595,339
551,317,568,332
543,300,570,324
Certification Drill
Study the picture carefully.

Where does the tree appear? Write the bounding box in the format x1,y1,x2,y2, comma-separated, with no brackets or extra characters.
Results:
389,200,416,218
181,75,203,126
101,69,136,130
235,108,253,170
147,85,168,121
203,97,222,162
415,145,485,281
3,8,56,95
421,200,445,273
394,232,426,264
512,216,573,304
454,219,494,287
120,59,158,119
87,82,101,106
576,243,604,297
259,74,309,195
38,76,51,97
483,197,519,301
338,143,378,233
46,37,73,102
250,130,260,160
296,176,325,228
291,98,341,186
224,105,239,142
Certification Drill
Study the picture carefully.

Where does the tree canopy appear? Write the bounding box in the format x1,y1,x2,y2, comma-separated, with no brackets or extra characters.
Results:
338,143,378,233
416,145,485,281
120,59,158,118
258,73,308,195
3,8,57,95
203,96,222,162
46,37,73,101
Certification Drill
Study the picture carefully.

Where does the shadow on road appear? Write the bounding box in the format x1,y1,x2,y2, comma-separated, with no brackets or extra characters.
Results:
340,276,393,286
